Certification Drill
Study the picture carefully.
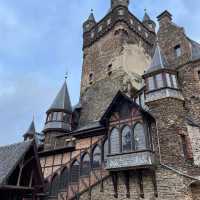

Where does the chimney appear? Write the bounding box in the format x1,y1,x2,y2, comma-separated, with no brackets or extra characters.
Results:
157,10,172,27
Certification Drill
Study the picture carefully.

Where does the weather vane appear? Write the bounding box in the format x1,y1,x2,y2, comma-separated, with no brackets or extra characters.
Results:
65,71,68,80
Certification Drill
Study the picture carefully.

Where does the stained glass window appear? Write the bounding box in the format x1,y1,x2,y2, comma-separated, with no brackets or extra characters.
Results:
110,128,120,154
92,146,101,169
122,126,132,152
80,153,90,177
134,123,146,150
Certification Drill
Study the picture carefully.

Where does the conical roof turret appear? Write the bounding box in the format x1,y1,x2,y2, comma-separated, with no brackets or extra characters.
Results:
143,12,151,22
145,43,167,74
87,12,96,22
49,81,72,113
23,120,36,141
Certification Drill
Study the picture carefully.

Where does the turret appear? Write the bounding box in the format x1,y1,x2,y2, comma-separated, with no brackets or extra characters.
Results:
83,10,96,33
143,43,183,102
111,0,129,9
143,10,156,32
23,120,36,141
43,81,72,134
143,43,186,167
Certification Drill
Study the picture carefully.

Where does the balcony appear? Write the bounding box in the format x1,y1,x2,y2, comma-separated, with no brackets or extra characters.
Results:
106,150,155,171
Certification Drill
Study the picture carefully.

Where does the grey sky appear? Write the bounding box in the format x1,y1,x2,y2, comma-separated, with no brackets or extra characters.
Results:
0,0,199,145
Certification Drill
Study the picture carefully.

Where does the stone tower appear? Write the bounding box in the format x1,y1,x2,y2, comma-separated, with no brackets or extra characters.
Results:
79,0,156,127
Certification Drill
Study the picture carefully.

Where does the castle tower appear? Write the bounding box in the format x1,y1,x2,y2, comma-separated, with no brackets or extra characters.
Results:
43,81,72,149
79,0,156,127
83,10,96,33
111,0,130,9
23,120,36,141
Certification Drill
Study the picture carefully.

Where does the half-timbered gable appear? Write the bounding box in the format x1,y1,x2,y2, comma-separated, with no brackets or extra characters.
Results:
0,140,44,200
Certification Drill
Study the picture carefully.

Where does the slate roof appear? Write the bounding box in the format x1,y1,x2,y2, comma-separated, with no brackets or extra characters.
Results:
145,43,168,74
49,81,72,112
143,12,151,22
0,140,33,185
88,12,96,22
188,38,200,61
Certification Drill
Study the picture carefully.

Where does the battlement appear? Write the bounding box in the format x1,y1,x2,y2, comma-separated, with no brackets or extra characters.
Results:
83,6,156,49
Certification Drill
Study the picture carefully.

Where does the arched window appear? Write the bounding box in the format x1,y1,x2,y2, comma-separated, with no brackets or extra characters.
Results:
134,123,146,150
103,138,108,163
60,167,68,190
92,146,101,169
50,174,59,196
110,128,120,154
122,126,132,152
70,160,80,184
80,153,90,177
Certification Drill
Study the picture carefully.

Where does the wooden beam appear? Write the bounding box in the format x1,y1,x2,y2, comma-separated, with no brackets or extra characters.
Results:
123,171,130,198
17,162,23,186
111,172,118,198
138,170,144,198
29,170,34,188
151,170,158,197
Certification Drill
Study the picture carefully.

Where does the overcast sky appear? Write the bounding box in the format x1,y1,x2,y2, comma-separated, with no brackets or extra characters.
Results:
0,0,199,146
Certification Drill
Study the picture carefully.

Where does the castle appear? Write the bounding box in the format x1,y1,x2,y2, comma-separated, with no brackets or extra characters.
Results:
1,0,200,199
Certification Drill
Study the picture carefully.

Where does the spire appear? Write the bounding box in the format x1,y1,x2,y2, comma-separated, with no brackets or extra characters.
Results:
146,42,167,73
143,9,151,22
23,120,36,141
49,81,72,113
88,9,96,22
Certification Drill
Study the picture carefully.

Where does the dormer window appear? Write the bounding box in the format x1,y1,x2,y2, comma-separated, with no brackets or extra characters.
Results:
138,26,141,31
130,19,133,25
174,45,181,57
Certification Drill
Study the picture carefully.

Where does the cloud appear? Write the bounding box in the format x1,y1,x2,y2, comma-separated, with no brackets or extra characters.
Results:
0,0,199,145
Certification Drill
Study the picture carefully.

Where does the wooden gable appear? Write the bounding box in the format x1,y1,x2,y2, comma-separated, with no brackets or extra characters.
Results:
0,140,44,200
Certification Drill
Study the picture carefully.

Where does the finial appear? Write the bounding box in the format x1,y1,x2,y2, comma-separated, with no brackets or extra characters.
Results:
32,113,35,121
91,9,94,13
65,71,68,80
144,8,147,13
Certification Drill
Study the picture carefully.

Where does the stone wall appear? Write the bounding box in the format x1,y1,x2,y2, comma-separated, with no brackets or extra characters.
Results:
81,21,153,95
79,167,196,200
146,98,187,167
178,61,200,125
157,12,191,67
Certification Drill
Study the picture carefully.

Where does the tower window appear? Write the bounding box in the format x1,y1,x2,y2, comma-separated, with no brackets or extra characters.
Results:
198,71,200,80
89,73,94,84
156,74,164,88
174,45,181,57
98,25,103,32
118,9,124,15
107,18,111,25
148,77,155,91
108,64,112,76
91,32,95,38
130,19,133,25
